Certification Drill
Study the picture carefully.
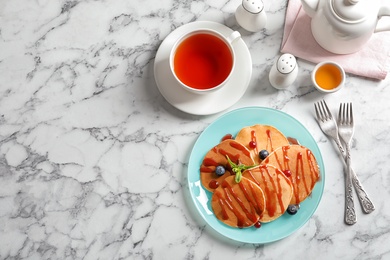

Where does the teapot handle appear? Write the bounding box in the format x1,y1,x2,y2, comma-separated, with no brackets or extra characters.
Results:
375,5,390,32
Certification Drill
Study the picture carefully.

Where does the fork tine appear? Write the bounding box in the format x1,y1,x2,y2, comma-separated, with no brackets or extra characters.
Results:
315,100,326,122
314,102,321,121
319,101,326,120
321,99,332,120
338,103,343,124
339,103,353,125
349,102,353,125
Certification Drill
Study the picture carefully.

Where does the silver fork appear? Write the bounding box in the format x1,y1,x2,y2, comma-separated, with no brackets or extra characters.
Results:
314,100,356,225
336,102,357,225
338,103,375,215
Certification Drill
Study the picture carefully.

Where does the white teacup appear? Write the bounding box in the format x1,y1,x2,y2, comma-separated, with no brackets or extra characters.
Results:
169,29,241,94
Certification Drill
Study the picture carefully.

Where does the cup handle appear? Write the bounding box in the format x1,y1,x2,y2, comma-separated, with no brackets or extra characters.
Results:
226,31,241,44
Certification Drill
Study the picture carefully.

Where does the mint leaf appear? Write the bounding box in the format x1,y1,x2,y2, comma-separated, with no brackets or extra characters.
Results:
226,156,258,183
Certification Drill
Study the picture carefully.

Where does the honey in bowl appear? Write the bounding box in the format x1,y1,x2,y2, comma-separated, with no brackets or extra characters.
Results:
173,32,233,90
315,64,342,90
312,61,345,93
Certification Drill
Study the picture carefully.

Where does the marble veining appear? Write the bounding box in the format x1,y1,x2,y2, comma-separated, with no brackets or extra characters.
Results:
1,0,390,259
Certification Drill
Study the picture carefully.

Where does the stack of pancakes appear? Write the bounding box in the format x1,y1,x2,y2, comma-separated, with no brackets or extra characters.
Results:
200,124,320,228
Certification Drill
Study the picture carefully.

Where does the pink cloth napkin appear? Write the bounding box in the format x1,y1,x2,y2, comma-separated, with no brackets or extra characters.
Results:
281,0,390,80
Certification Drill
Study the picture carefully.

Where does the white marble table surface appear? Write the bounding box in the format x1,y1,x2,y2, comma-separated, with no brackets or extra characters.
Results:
1,0,390,259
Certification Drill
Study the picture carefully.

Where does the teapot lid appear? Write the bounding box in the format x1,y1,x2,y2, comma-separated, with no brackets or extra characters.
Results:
331,0,375,23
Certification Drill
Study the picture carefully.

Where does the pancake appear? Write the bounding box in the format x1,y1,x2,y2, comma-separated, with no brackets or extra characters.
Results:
261,145,320,204
235,124,290,164
211,175,266,228
200,139,255,192
243,164,293,222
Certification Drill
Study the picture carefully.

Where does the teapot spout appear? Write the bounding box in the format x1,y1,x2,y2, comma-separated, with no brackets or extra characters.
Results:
300,0,319,18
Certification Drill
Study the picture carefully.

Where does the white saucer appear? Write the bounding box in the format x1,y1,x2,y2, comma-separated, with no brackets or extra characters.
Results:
154,21,252,116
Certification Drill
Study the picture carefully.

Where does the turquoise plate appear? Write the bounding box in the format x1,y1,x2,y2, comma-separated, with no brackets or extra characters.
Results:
187,107,325,244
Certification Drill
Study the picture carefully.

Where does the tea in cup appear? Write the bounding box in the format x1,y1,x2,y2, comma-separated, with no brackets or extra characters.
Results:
312,61,345,93
170,29,241,94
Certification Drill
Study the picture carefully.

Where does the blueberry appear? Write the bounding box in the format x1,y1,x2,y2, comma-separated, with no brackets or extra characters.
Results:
259,150,269,160
287,204,300,215
215,165,226,176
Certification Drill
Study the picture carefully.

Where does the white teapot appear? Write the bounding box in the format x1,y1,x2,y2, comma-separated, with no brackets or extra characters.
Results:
301,0,390,54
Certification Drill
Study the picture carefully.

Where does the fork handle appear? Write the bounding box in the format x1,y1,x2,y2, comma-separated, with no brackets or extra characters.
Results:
350,169,375,214
345,150,357,225
334,139,357,224
335,138,375,214
335,139,345,154
345,165,357,225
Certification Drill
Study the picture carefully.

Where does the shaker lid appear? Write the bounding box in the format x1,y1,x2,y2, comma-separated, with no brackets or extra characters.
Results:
331,0,375,23
277,54,296,74
242,0,264,14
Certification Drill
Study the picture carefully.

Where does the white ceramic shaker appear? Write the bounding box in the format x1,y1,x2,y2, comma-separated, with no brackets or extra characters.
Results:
269,53,299,90
235,0,267,32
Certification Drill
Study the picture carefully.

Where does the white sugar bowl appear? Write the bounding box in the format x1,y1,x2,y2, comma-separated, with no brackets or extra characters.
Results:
269,53,299,90
235,0,267,32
